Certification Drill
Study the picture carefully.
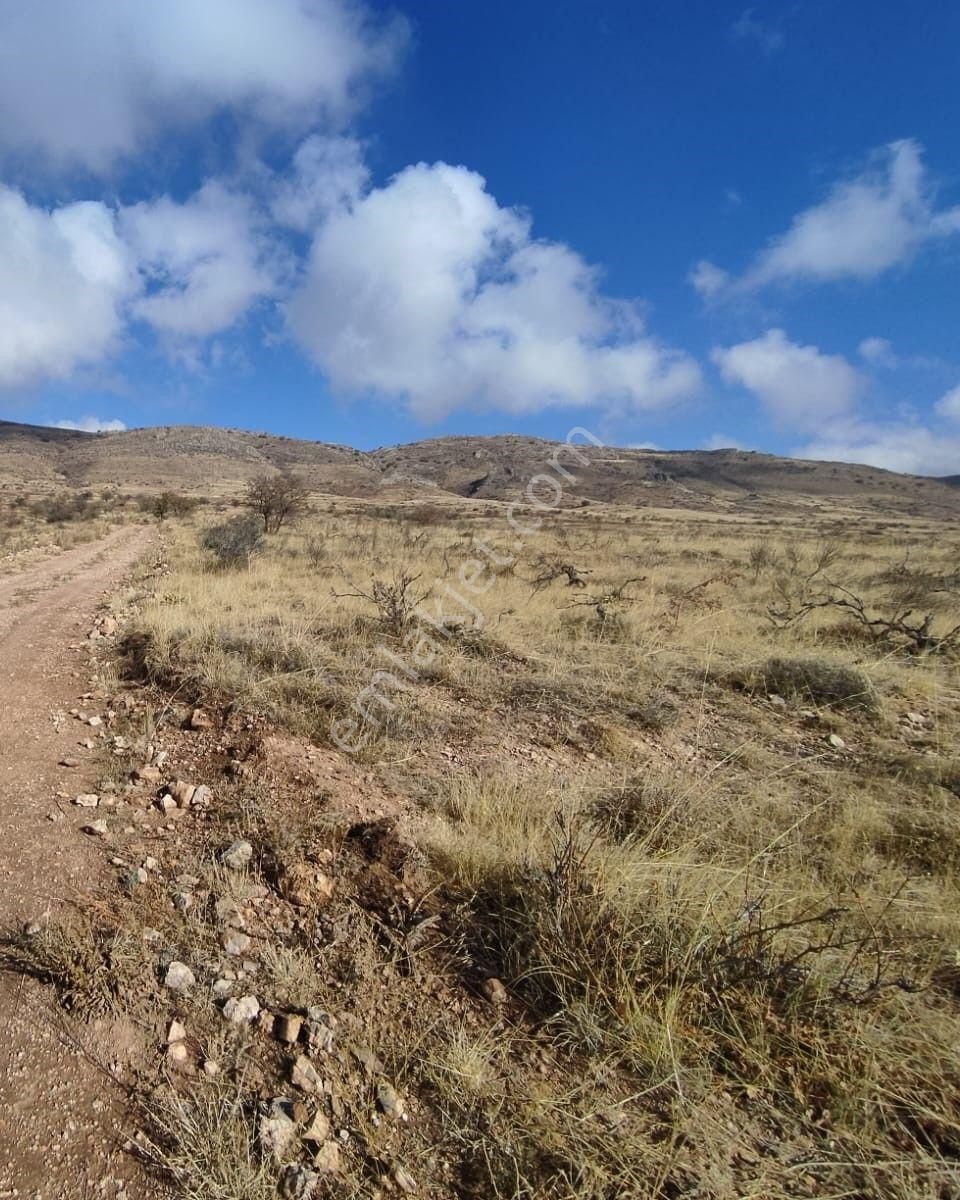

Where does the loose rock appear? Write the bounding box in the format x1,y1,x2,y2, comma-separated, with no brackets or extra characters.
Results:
221,931,252,957
302,1109,332,1143
74,793,99,808
220,839,253,870
223,994,260,1024
376,1080,407,1121
275,1013,303,1044
312,1141,341,1176
479,977,509,1005
164,961,196,992
259,1110,296,1161
291,1054,322,1094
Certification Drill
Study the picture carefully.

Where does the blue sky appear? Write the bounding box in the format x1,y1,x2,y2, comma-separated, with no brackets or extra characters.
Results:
1,1,959,473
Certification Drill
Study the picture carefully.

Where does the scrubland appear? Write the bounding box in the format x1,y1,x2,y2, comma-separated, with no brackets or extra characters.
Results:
9,494,960,1198
0,486,160,568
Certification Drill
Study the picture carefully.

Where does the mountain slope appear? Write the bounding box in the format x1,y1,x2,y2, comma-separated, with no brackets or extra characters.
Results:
0,420,958,518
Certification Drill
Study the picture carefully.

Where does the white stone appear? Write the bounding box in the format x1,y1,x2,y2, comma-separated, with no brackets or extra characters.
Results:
164,961,196,992
220,839,253,870
222,994,260,1024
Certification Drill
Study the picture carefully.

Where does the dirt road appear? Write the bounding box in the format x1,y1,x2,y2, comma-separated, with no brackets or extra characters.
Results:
0,527,153,1199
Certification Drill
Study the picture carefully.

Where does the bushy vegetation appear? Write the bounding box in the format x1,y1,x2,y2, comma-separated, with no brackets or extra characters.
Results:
200,513,265,568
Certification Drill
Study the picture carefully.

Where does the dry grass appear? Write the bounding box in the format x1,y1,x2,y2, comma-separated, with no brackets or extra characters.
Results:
22,496,960,1196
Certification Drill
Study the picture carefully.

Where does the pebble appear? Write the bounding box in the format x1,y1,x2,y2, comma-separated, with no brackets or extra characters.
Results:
74,793,100,808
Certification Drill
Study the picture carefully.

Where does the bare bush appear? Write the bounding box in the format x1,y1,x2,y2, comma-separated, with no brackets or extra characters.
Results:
770,580,960,656
334,570,430,636
530,555,591,590
245,472,309,534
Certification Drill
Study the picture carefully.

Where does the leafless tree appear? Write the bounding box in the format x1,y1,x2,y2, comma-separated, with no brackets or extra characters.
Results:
245,472,310,534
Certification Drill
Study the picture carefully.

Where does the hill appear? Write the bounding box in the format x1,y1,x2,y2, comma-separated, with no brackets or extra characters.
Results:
1,419,958,518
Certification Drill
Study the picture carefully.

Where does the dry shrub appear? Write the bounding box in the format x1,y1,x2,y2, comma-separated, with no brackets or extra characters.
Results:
201,514,264,568
744,655,878,711
588,776,687,848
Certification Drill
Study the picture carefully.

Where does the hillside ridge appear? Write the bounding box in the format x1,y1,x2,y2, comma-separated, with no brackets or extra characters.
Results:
0,419,957,517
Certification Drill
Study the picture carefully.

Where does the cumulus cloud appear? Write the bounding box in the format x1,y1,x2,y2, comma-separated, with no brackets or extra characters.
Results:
797,423,960,477
0,0,405,172
121,181,283,340
288,161,701,419
54,416,127,433
0,186,138,389
271,135,369,232
696,140,960,296
711,329,865,431
689,259,730,299
858,336,898,367
936,385,960,421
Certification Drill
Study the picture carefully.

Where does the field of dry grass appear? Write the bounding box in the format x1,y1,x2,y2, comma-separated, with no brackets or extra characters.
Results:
9,491,960,1197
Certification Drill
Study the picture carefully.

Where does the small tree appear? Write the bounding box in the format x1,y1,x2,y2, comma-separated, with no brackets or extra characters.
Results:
153,492,174,522
245,472,309,534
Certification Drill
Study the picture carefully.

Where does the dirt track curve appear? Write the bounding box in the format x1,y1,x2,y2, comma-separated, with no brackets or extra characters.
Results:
0,527,153,1199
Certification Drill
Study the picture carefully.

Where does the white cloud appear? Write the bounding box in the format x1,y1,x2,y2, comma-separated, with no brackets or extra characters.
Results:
0,187,138,389
271,135,369,232
712,329,865,431
936,385,960,421
53,416,127,433
698,140,960,295
121,181,283,340
858,336,898,367
689,259,730,298
0,0,405,173
797,423,960,477
732,10,785,54
703,433,749,451
288,161,702,419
